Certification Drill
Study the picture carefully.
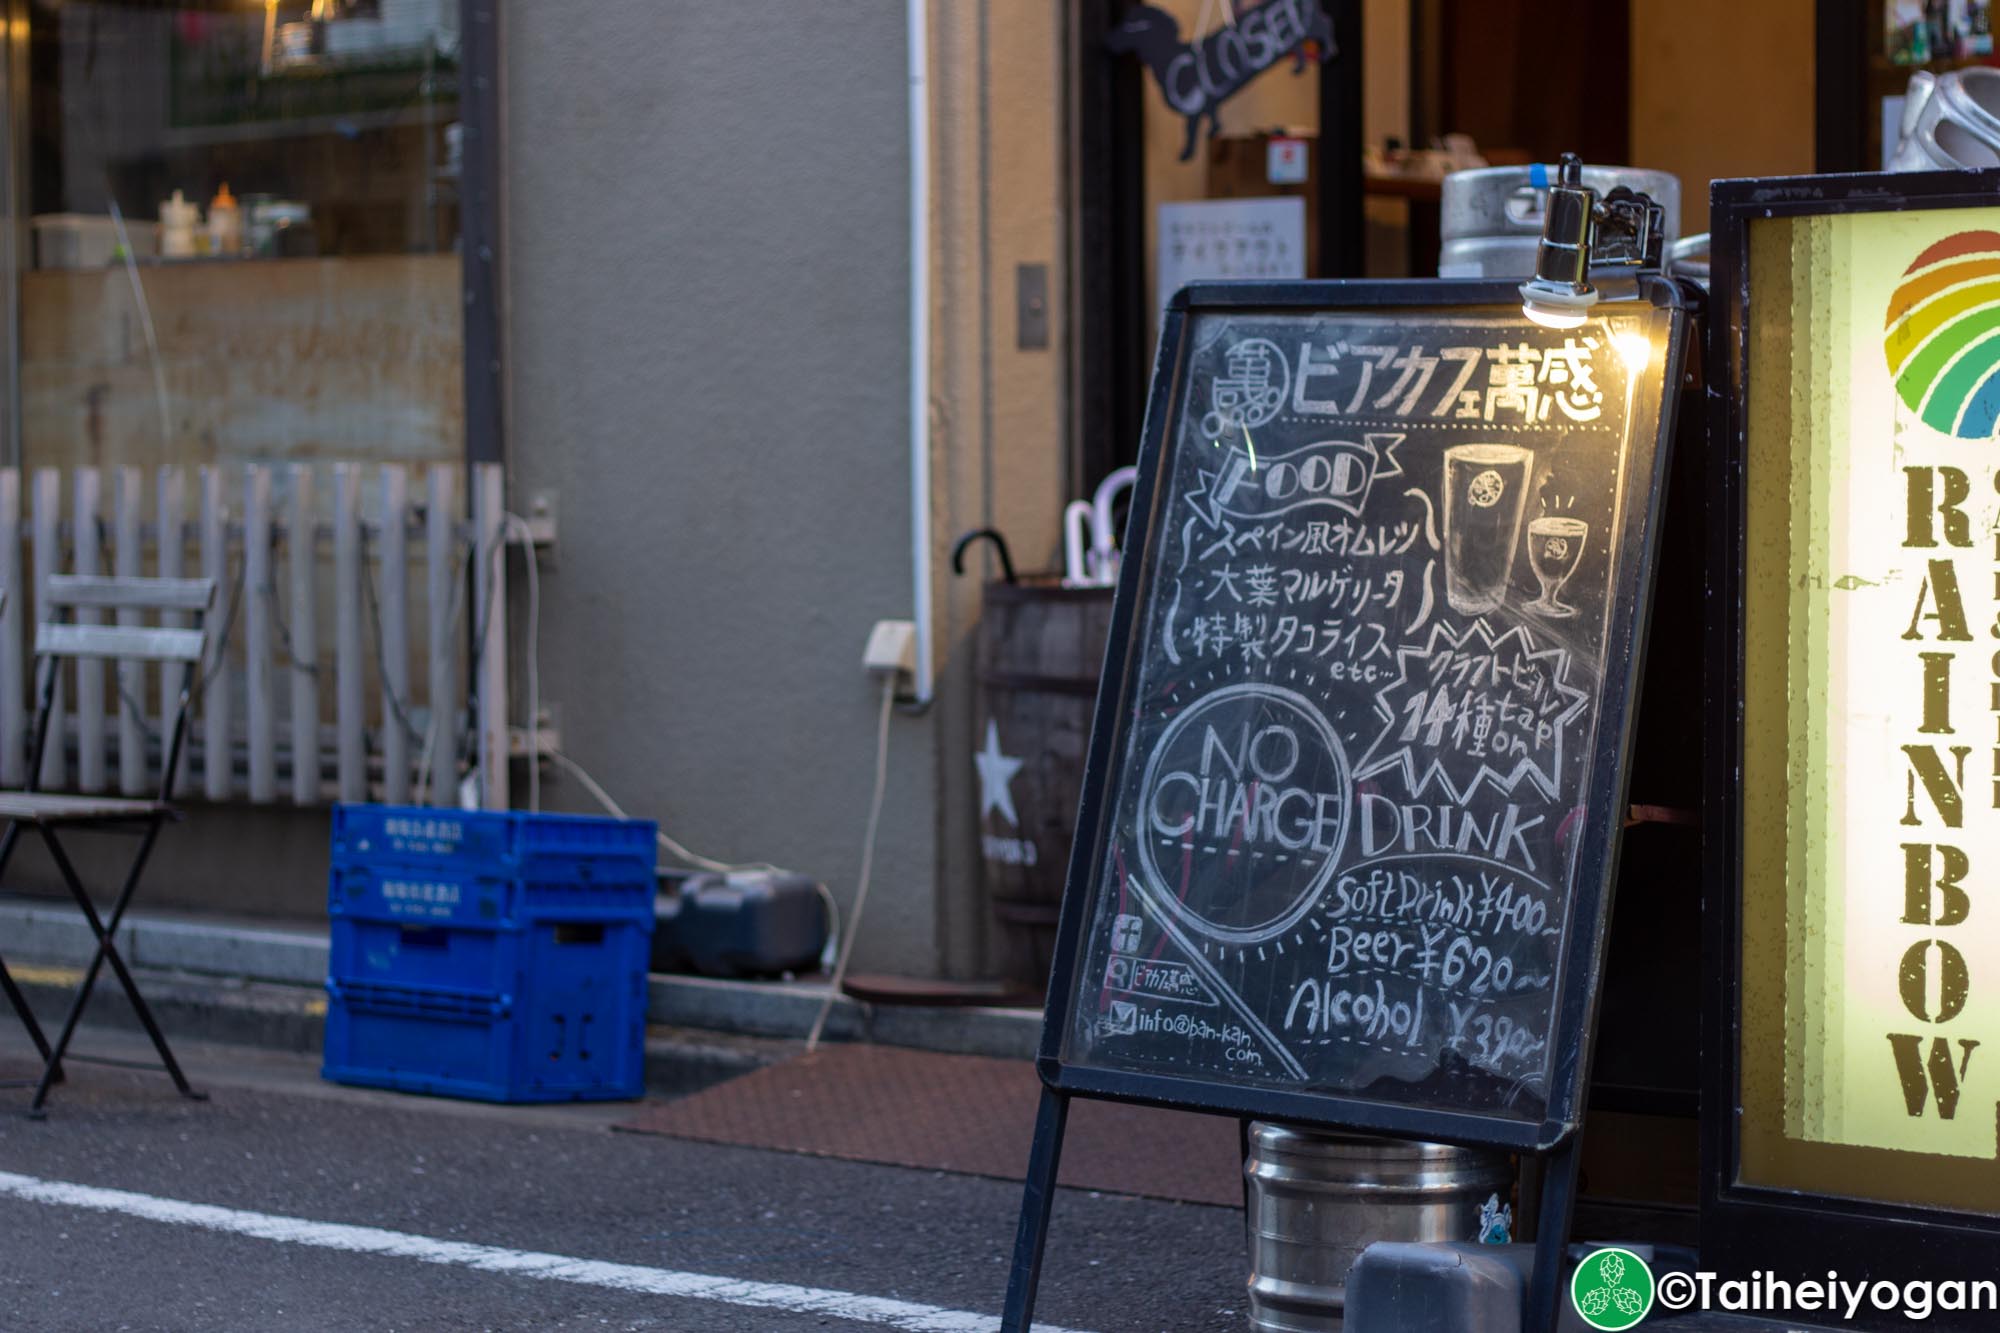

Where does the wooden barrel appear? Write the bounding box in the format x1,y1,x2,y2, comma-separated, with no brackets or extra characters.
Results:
973,576,1114,988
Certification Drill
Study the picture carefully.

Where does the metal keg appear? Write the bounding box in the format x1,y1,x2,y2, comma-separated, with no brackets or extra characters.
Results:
1244,1123,1514,1332
1439,164,1681,280
1889,68,2000,170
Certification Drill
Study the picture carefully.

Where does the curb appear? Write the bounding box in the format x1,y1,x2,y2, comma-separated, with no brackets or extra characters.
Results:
5,961,328,1055
4,962,793,1100
0,898,1042,1062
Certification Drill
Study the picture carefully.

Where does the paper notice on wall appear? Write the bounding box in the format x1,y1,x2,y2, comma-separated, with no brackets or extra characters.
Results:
1157,197,1306,316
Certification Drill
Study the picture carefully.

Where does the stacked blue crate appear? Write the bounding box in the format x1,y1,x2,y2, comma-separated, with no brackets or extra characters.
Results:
322,805,657,1102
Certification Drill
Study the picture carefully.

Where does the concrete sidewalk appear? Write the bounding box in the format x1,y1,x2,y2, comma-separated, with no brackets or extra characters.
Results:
0,896,1041,1061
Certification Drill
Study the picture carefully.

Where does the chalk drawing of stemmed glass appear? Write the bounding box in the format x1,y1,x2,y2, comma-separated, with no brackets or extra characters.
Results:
1523,515,1588,619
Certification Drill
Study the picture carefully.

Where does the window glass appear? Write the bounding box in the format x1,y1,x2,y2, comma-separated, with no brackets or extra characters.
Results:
1135,0,1323,351
22,0,462,469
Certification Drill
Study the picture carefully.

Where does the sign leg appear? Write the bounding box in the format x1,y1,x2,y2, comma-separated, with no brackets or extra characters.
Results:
1002,1087,1070,1333
1524,1137,1582,1333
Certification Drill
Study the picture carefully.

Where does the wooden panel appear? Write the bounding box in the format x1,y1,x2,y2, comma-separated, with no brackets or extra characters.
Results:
1631,0,1815,235
1435,0,1629,166
20,255,462,468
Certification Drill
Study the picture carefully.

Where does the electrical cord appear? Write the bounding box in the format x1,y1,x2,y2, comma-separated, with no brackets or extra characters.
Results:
106,199,172,459
806,674,897,1053
488,511,855,983
439,524,507,804
356,524,429,750
546,745,839,977
112,550,245,751
502,513,539,812
264,577,322,678
413,534,475,801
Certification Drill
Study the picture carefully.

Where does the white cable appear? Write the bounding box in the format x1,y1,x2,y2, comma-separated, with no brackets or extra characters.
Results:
810,880,841,973
413,535,473,801
547,748,791,874
546,745,837,969
546,747,628,818
502,513,539,812
806,675,897,1053
106,201,172,457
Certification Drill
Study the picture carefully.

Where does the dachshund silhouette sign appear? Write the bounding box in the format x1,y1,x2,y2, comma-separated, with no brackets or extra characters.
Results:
1107,0,1335,161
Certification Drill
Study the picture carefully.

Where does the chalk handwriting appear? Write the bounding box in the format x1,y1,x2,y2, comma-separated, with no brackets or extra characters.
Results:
1067,306,1658,1126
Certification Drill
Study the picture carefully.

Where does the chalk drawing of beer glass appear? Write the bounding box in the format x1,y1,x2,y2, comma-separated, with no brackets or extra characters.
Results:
1524,516,1589,618
1441,444,1534,615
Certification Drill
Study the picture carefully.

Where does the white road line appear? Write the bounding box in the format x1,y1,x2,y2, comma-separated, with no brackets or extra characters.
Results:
0,1170,1089,1333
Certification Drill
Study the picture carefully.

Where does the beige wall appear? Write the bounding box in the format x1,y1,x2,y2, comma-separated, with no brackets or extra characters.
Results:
928,2,1071,976
1631,0,1817,236
1365,0,1410,149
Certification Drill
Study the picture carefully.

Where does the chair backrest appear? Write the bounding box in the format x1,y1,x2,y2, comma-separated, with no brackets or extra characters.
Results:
28,575,218,800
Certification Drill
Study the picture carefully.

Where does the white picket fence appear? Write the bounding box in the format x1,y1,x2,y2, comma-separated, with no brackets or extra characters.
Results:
0,461,512,810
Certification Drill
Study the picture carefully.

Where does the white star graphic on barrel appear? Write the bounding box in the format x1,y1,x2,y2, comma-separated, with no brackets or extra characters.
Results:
974,719,1024,828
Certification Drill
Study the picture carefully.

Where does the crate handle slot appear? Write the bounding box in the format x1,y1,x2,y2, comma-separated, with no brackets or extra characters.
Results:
398,927,451,949
552,923,605,945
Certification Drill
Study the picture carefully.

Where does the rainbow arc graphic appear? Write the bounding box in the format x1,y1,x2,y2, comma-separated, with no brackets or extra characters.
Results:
1885,230,2000,438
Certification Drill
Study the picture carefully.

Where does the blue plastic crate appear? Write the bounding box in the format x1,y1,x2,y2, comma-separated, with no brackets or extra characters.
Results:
321,918,650,1103
328,864,653,932
329,916,523,996
329,865,510,928
328,805,657,928
330,804,656,882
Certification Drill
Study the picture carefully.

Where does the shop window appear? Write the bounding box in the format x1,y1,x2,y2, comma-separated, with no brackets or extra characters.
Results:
19,0,463,469
1136,0,1324,352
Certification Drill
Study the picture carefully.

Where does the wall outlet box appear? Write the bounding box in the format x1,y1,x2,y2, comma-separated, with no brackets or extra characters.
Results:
862,619,917,682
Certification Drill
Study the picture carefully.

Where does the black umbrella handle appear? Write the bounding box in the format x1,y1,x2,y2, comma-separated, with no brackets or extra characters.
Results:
950,527,1017,584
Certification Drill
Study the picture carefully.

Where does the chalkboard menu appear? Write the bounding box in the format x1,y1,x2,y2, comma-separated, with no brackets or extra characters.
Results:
1044,279,1689,1150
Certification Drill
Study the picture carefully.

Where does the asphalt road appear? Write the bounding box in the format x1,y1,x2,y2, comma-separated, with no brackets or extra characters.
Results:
0,1032,1248,1332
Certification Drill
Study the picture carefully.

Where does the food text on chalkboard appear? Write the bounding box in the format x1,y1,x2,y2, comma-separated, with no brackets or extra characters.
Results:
1056,297,1677,1134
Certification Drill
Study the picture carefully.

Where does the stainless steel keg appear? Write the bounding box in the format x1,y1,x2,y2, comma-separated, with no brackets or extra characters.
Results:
1889,68,2000,170
1440,164,1681,280
1244,1123,1515,1331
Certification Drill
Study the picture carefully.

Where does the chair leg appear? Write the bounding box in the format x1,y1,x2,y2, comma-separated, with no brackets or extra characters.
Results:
28,820,202,1116
0,823,60,1080
0,956,58,1091
0,956,52,1061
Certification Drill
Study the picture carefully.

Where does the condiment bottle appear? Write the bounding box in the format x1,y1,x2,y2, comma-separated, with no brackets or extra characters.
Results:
160,190,199,259
207,183,242,257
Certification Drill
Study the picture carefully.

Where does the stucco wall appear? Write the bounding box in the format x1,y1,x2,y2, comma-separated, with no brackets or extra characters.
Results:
502,2,939,974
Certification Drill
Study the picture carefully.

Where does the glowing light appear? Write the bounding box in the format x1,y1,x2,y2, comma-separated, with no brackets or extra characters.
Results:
1613,331,1653,373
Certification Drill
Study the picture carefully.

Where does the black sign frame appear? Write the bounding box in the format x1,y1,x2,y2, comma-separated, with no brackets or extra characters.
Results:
1003,275,1694,1333
1704,168,2000,1324
1042,275,1688,1149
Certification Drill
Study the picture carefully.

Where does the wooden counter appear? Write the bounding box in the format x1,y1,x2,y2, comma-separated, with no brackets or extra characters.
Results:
23,253,462,469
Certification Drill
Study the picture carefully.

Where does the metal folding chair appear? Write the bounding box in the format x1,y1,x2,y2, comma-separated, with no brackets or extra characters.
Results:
0,574,216,1116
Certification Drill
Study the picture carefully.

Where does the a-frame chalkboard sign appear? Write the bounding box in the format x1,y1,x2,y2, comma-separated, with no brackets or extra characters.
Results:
1002,276,1693,1331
